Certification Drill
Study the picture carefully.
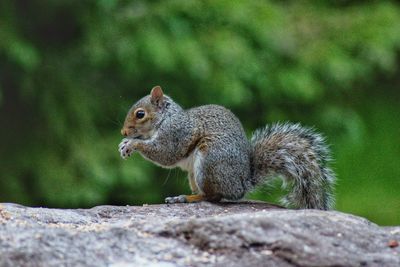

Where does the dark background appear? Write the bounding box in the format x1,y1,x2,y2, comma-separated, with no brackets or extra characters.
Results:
0,0,399,225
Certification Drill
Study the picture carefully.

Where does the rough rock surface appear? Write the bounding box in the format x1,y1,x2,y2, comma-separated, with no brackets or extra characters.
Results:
0,201,399,267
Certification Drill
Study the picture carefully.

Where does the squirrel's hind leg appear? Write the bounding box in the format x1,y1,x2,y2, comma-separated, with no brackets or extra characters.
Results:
164,175,223,203
164,173,207,204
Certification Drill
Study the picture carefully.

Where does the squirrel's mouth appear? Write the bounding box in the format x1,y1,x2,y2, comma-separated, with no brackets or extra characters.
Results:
125,128,147,140
132,134,144,139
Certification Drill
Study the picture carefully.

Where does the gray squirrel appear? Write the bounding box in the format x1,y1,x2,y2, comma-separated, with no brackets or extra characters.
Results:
119,86,336,210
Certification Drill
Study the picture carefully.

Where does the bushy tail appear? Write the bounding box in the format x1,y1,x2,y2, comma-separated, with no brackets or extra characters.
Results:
249,123,336,210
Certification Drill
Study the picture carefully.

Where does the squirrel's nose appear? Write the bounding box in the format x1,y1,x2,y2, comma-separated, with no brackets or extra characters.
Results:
121,128,128,137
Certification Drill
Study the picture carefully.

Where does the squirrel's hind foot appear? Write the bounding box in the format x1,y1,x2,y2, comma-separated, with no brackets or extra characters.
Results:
165,194,206,204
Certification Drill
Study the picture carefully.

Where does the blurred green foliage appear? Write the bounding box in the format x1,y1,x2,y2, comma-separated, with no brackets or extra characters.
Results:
0,0,399,225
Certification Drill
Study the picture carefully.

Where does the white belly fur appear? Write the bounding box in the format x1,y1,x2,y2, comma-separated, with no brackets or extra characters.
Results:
175,149,204,194
175,151,195,172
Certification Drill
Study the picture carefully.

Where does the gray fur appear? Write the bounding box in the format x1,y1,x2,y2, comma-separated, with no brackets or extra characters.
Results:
250,123,336,210
119,91,335,210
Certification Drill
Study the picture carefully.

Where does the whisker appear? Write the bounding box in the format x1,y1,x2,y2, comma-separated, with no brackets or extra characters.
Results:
162,170,172,186
107,116,123,126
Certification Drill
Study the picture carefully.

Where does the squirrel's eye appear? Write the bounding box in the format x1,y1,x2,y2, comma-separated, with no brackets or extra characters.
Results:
135,109,146,119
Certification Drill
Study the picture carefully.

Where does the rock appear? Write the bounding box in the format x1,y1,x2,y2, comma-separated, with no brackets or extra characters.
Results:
0,201,399,267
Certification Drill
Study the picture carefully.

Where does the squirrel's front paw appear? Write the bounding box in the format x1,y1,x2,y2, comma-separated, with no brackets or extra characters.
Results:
118,138,136,159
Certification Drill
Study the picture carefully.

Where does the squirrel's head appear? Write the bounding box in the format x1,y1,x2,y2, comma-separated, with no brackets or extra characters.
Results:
121,85,167,139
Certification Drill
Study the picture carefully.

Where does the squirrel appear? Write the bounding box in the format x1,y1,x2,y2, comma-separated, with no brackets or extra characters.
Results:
119,86,336,210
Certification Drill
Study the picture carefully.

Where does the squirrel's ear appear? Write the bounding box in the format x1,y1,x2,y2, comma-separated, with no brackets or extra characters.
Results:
150,85,164,107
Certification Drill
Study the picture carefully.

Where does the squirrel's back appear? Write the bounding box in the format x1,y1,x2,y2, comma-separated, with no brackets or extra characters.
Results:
186,104,247,139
